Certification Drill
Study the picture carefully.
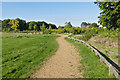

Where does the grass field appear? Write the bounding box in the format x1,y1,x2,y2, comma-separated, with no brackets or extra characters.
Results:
65,37,115,78
2,33,59,78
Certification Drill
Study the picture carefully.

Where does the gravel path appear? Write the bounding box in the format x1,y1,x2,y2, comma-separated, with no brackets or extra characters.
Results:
31,34,82,78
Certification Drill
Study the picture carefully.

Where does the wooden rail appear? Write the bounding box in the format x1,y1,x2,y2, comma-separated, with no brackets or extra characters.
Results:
68,35,120,80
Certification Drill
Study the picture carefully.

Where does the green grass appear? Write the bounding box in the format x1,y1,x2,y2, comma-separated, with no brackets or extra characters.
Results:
87,41,118,54
2,33,59,78
87,41,119,66
65,37,115,78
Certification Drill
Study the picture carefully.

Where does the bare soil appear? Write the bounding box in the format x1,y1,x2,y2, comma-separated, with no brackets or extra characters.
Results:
31,34,82,78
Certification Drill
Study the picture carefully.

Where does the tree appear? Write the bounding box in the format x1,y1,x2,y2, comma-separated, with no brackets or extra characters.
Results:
58,26,63,29
95,1,120,29
40,23,46,33
91,23,98,27
81,22,87,27
28,23,34,31
2,19,11,31
9,19,19,38
16,18,26,31
69,27,75,34
49,24,57,29
65,22,72,28
34,24,38,31
49,25,52,30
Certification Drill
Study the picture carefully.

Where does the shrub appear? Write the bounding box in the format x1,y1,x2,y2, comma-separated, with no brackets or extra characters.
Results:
44,29,52,34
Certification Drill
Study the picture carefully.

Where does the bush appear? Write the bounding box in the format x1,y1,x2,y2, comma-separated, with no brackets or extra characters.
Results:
73,27,119,41
44,29,52,34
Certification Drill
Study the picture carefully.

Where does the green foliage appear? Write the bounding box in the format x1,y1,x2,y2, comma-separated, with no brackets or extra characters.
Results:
56,28,66,34
73,28,98,41
48,24,57,29
117,19,120,27
44,29,51,34
28,22,34,30
73,27,119,41
34,24,39,31
75,27,81,34
2,33,59,78
22,30,30,33
68,27,76,34
65,22,72,28
2,18,57,32
9,19,19,38
2,19,11,32
81,22,98,28
40,23,46,33
44,29,52,34
58,26,64,29
95,2,120,29
90,23,98,27
16,18,27,31
43,25,52,34
81,22,87,27
49,25,52,30
99,28,120,38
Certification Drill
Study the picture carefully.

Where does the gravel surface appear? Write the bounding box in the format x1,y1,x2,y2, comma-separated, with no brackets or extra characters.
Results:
31,34,82,78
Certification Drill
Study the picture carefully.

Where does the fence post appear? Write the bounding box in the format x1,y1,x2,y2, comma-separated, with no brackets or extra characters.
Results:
109,64,113,76
95,52,98,56
88,46,90,49
100,55,103,63
91,48,94,52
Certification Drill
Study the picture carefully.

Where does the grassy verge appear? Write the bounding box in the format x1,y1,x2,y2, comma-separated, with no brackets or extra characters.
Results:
87,41,119,66
65,37,115,78
2,33,59,78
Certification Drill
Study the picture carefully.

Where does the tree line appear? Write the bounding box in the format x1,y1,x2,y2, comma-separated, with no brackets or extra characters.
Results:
2,18,57,32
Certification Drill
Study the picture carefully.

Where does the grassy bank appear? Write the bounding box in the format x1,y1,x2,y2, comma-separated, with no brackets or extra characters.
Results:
87,41,119,66
65,37,115,78
2,33,59,78
73,34,119,66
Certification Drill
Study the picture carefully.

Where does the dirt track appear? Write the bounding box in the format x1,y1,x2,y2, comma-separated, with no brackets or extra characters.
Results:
31,34,82,78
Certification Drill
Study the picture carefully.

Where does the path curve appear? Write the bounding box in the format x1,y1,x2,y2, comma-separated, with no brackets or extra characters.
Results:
31,34,82,78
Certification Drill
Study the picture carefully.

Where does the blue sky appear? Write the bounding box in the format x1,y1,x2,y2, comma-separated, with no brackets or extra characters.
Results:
2,2,101,27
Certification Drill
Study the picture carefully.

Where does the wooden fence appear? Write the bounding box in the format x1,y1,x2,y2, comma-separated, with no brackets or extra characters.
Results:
68,35,120,80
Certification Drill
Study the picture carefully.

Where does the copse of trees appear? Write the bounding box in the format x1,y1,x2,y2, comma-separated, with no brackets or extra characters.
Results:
2,18,57,32
81,22,87,27
90,23,98,27
81,22,98,28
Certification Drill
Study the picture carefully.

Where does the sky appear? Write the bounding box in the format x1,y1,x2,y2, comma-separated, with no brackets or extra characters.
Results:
2,2,101,27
